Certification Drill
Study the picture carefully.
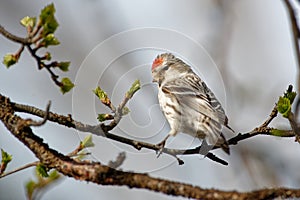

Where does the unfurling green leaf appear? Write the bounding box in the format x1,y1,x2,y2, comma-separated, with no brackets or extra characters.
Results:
75,149,89,160
25,180,36,198
44,52,52,60
1,149,12,164
40,3,55,24
287,91,296,104
20,16,36,28
3,54,18,68
48,170,60,180
122,106,130,115
97,113,107,122
93,86,111,105
270,129,285,137
97,113,113,122
42,17,59,36
40,3,59,36
93,86,107,99
126,79,140,98
60,77,74,94
81,134,94,148
41,33,60,47
277,96,291,118
26,168,60,199
57,61,70,71
36,164,49,178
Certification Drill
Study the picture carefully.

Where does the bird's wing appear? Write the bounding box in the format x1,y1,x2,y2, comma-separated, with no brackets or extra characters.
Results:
162,73,226,125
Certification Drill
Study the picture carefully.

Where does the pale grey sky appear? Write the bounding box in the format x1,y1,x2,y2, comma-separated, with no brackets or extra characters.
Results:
0,1,299,199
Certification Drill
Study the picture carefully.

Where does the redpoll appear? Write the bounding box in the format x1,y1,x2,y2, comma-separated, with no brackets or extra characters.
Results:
151,53,233,154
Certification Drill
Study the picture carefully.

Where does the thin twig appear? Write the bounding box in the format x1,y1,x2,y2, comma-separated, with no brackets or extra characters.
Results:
0,24,31,44
284,0,300,118
1,95,300,199
67,144,84,158
28,101,51,127
260,104,278,127
10,96,226,165
8,93,295,166
107,94,131,130
1,23,67,89
0,161,39,178
287,111,300,141
108,152,126,168
26,45,62,87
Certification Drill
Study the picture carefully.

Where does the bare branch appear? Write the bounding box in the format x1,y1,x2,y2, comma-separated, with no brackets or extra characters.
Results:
27,101,51,127
25,45,63,87
1,94,300,199
260,104,278,127
108,152,126,169
10,95,226,165
8,92,296,166
0,19,73,92
0,24,31,44
283,0,300,118
0,161,39,178
287,111,300,141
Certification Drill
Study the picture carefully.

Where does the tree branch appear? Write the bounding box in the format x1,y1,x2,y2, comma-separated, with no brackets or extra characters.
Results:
8,91,296,166
1,94,300,199
0,161,39,178
8,94,227,165
0,18,73,92
107,152,126,169
283,0,300,118
0,24,31,44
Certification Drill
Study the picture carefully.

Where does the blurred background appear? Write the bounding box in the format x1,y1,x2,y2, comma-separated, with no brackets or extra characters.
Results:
0,0,299,199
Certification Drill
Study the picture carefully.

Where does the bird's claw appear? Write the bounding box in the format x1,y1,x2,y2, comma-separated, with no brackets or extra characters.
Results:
156,140,166,158
198,140,211,156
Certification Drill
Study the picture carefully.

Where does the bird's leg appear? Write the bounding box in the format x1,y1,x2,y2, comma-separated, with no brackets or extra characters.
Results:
198,140,212,156
156,134,170,157
156,129,177,157
157,134,170,149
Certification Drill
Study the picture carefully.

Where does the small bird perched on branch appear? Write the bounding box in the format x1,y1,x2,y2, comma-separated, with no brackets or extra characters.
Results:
151,53,233,154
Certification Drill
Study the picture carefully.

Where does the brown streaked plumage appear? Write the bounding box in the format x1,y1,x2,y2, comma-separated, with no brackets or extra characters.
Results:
152,53,233,154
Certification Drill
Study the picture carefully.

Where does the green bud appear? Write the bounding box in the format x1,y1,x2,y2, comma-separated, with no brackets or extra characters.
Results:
41,33,60,47
40,4,59,36
60,77,74,94
40,3,55,23
81,134,94,148
270,129,285,137
3,54,17,68
93,86,111,105
126,79,140,98
97,113,107,122
75,149,88,160
48,170,60,180
25,180,36,197
44,52,52,60
36,164,49,177
277,96,291,118
20,16,36,28
57,61,70,72
1,149,12,164
122,106,130,115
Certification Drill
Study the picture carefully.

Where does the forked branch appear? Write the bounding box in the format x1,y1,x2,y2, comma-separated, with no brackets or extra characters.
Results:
1,94,300,199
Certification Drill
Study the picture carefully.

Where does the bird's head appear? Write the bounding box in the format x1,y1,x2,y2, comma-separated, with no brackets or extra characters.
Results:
151,53,172,84
151,53,190,85
151,53,175,72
